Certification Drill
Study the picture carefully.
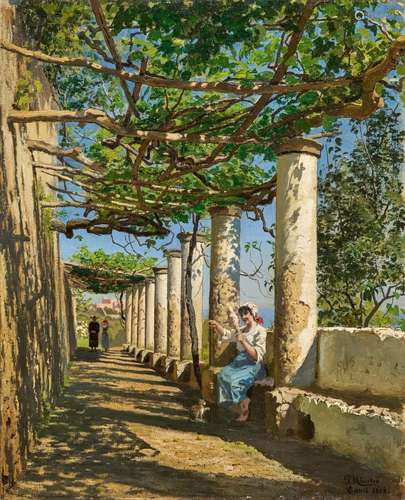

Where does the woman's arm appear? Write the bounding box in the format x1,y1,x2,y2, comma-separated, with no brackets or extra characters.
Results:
236,327,267,362
208,320,236,342
236,332,258,361
208,320,225,336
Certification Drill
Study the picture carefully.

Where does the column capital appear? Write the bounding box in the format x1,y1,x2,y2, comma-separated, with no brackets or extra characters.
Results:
276,137,322,158
164,249,182,258
145,276,155,284
209,205,241,218
153,267,168,275
177,232,206,244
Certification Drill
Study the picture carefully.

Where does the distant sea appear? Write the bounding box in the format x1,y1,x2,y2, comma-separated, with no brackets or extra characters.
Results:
203,307,274,328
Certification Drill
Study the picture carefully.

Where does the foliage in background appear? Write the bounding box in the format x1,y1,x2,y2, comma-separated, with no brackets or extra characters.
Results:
71,245,155,274
18,0,92,80
15,69,42,109
318,105,405,327
68,245,156,293
72,288,92,310
8,0,405,329
6,0,405,241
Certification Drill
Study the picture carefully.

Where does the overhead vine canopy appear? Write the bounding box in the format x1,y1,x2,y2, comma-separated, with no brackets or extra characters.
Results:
2,0,405,239
67,245,156,292
65,261,146,292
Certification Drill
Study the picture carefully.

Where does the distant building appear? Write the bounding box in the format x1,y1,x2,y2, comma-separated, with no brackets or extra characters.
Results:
96,298,121,312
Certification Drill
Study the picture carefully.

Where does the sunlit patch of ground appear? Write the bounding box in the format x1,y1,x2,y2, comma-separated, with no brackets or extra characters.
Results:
6,348,400,499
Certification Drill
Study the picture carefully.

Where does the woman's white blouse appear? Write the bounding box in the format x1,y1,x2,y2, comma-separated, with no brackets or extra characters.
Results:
220,323,267,363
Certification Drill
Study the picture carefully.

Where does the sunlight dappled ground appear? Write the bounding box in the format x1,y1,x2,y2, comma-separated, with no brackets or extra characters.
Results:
7,348,400,499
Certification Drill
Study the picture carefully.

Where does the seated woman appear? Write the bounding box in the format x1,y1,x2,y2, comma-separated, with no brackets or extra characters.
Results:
208,303,267,422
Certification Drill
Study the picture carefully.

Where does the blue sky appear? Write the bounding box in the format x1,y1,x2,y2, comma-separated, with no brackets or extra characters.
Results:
61,201,276,323
59,3,405,325
60,144,333,327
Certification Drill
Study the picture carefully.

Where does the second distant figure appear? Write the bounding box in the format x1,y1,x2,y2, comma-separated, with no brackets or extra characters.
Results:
101,319,110,352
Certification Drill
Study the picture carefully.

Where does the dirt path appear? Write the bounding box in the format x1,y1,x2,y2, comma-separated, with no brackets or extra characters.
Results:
7,348,400,499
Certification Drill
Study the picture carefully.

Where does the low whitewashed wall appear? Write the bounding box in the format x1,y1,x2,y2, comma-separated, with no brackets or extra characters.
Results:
318,327,405,398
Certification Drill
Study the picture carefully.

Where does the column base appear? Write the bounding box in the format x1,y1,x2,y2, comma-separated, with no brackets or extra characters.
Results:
154,355,167,375
143,350,153,364
147,352,165,369
154,355,175,377
168,359,204,389
201,366,222,404
163,357,177,379
122,344,130,352
135,349,152,363
134,348,144,361
128,345,137,355
177,360,194,383
179,361,207,390
166,358,180,382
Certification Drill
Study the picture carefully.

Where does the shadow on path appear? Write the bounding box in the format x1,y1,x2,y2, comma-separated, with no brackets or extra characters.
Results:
7,348,401,499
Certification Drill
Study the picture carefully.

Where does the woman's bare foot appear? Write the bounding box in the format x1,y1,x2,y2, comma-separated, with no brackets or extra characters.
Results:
235,398,250,422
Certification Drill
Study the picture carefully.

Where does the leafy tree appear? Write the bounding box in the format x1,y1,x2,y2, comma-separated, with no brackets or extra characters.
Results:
2,0,404,240
72,288,93,319
68,245,156,293
318,105,405,327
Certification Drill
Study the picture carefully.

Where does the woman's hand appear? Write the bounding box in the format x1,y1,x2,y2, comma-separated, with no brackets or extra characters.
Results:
209,320,225,336
236,333,245,343
208,320,220,332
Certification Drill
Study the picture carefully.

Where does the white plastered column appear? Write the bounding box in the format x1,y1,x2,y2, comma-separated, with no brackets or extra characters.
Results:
136,281,146,349
274,138,322,387
177,232,205,361
145,277,155,351
166,250,182,358
130,284,139,346
208,206,241,367
153,267,168,354
125,288,133,345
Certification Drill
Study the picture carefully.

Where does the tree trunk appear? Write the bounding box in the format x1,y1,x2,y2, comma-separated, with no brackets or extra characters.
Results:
120,290,126,322
185,215,202,388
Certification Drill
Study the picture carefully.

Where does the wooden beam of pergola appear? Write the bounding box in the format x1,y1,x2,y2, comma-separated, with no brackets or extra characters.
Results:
64,261,147,292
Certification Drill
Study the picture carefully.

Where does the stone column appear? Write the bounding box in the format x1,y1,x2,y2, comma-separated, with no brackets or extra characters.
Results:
208,206,241,367
274,138,322,387
130,284,139,347
166,250,182,358
153,267,168,353
178,232,205,361
145,277,155,351
136,281,146,349
125,288,133,346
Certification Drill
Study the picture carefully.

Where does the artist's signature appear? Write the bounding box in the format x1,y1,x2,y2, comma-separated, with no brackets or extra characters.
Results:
344,475,390,495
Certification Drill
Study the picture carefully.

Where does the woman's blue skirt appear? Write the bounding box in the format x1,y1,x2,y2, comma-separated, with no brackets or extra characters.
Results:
217,351,266,404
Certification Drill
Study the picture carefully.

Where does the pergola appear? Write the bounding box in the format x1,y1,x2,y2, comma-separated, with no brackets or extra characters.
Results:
2,0,404,386
2,1,404,239
64,261,146,293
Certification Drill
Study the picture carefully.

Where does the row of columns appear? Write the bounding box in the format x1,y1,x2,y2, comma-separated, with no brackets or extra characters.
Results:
125,138,322,388
127,233,206,362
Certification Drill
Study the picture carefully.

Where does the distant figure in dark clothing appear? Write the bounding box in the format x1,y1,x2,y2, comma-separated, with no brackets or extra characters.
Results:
88,316,100,352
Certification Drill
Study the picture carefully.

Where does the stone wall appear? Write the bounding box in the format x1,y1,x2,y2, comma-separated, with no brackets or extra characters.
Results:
318,327,405,398
0,1,74,493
